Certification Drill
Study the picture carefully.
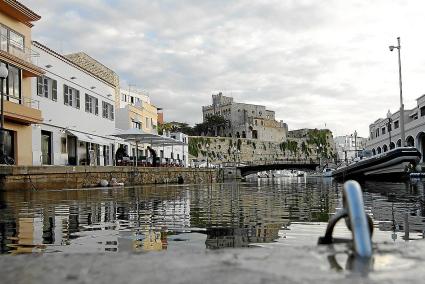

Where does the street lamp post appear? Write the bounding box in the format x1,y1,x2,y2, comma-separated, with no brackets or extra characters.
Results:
387,117,392,148
389,37,406,146
0,63,9,164
354,130,357,158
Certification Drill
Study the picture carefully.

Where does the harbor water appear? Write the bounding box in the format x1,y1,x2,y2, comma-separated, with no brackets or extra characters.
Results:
1,177,424,255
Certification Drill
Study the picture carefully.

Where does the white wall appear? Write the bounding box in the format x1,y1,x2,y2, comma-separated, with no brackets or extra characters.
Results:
31,43,117,166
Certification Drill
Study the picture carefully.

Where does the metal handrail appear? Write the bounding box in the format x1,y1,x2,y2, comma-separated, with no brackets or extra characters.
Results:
318,180,373,258
1,93,40,109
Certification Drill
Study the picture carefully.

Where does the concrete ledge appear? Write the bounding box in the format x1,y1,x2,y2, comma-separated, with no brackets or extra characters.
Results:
0,166,217,190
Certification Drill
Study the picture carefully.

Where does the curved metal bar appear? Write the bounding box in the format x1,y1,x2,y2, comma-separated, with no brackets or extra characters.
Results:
318,180,372,258
343,180,372,258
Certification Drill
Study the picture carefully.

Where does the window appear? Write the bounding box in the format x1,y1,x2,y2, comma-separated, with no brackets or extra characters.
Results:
85,94,98,115
375,129,379,137
61,137,67,153
37,76,57,101
421,106,425,117
381,127,386,135
102,101,114,120
146,117,150,128
132,119,141,129
121,93,126,102
0,24,25,52
6,65,20,103
394,120,399,129
64,84,80,109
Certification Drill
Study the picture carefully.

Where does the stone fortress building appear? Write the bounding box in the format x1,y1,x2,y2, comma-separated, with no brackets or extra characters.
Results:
202,93,288,142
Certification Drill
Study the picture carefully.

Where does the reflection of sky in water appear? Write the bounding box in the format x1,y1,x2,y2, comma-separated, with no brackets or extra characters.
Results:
0,177,424,255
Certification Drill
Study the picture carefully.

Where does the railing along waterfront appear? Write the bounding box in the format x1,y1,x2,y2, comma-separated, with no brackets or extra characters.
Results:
0,34,40,66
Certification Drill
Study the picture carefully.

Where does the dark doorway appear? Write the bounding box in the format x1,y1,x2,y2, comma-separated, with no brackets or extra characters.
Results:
41,130,52,165
2,129,15,164
67,136,77,165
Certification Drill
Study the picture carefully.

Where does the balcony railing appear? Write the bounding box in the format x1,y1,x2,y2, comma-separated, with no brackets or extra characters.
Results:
1,93,40,109
0,34,40,66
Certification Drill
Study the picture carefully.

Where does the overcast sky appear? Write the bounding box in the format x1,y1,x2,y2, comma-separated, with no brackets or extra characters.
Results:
25,0,425,137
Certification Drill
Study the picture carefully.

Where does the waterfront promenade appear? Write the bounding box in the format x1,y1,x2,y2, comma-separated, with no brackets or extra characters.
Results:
0,165,217,190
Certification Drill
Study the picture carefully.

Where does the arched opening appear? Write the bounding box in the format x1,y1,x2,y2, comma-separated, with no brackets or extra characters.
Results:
389,142,395,150
383,145,388,152
242,131,246,138
252,130,258,139
236,132,240,138
406,136,415,147
377,147,382,154
396,139,402,148
372,149,376,156
416,132,425,162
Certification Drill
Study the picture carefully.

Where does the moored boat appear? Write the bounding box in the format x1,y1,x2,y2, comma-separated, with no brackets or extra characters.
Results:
332,147,421,181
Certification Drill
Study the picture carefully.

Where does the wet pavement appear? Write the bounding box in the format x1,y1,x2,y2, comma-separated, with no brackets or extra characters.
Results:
1,177,425,282
1,241,425,284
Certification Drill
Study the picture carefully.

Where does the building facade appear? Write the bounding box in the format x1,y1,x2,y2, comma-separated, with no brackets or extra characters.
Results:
202,92,288,142
161,132,188,166
115,88,159,158
366,95,425,162
0,1,43,165
31,42,117,166
334,135,367,162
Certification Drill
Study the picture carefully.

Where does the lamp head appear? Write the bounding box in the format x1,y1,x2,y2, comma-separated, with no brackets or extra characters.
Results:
389,46,395,52
0,64,8,79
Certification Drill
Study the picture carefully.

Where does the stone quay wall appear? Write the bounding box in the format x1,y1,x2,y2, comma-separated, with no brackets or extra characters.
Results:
0,166,217,191
188,131,336,165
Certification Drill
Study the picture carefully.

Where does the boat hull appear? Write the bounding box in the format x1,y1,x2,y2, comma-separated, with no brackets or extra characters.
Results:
332,147,421,181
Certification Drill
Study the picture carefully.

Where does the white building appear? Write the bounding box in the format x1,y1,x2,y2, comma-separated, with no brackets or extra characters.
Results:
334,135,367,162
160,132,189,167
366,94,425,163
31,41,118,166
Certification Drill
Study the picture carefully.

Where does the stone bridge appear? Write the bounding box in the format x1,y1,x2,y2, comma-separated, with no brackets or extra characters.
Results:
221,160,320,178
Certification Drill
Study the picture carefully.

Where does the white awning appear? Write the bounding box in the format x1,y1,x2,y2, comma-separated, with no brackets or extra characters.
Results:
66,130,92,143
67,130,112,145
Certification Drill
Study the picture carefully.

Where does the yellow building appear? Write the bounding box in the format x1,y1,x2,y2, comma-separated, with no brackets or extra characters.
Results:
0,0,43,165
117,88,158,133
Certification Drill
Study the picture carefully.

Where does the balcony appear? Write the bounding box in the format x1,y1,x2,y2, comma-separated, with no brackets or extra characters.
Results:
0,34,43,77
2,94,42,125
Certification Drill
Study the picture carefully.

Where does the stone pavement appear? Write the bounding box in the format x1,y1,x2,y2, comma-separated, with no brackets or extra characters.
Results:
0,241,424,284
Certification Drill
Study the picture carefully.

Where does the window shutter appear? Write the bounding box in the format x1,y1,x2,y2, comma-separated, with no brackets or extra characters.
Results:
43,78,49,98
95,98,99,115
85,94,89,112
110,105,114,120
64,85,68,105
52,80,57,101
76,90,80,109
37,77,43,96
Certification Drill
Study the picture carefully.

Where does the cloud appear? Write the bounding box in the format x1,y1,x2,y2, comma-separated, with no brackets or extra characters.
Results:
24,0,425,137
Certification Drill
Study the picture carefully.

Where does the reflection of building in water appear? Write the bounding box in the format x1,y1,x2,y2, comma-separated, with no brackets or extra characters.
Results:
191,182,339,249
362,181,425,239
205,223,281,249
0,187,190,254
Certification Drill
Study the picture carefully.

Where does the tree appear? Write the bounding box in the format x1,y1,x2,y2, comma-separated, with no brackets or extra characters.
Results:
194,114,229,136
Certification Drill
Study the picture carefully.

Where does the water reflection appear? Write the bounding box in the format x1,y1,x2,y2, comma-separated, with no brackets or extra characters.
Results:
0,178,425,255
